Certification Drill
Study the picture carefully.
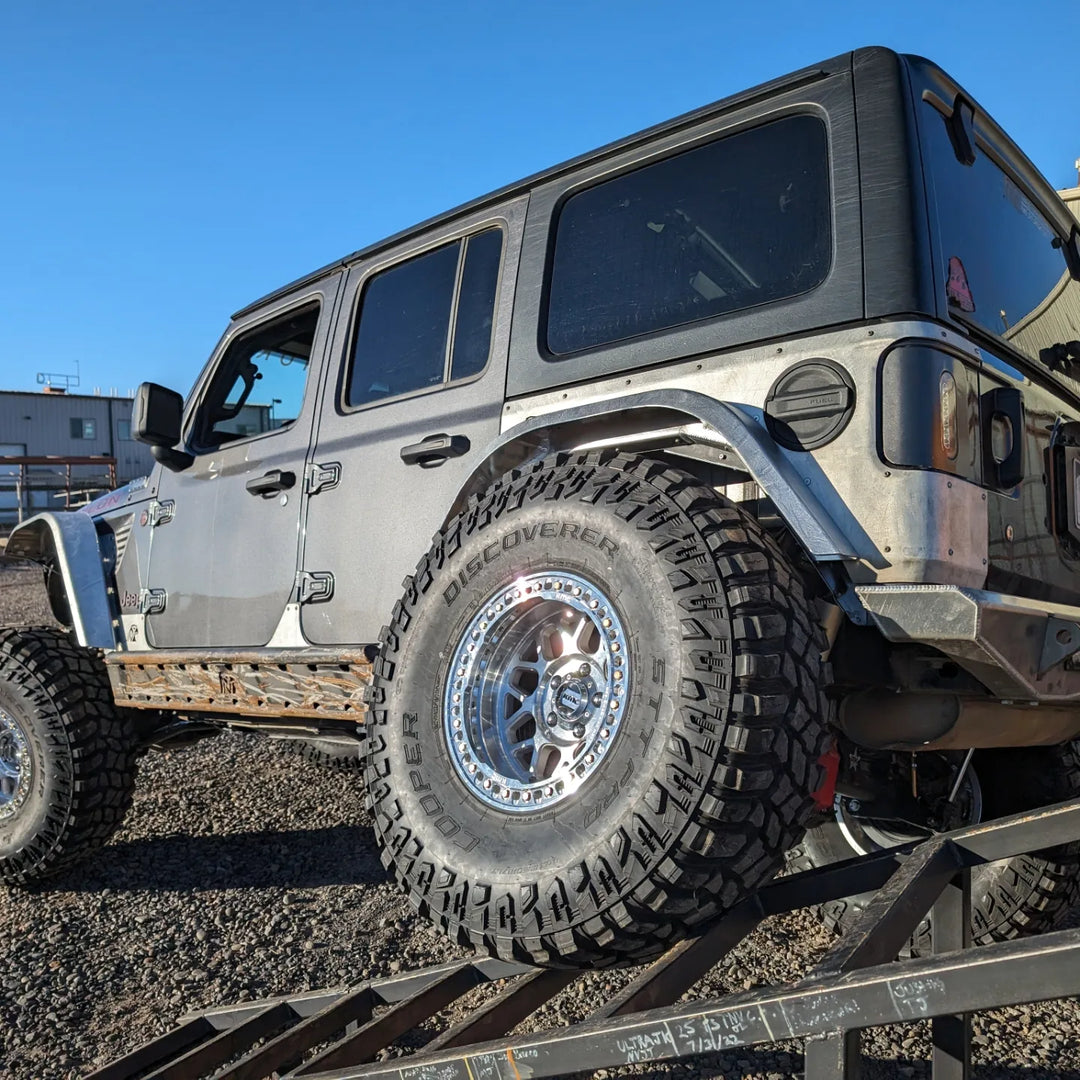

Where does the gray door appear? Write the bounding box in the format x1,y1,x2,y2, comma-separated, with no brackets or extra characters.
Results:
146,275,341,648
300,198,526,645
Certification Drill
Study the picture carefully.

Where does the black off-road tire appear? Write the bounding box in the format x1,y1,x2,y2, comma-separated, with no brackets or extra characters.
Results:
0,627,138,884
365,452,831,967
791,743,1080,953
277,736,364,773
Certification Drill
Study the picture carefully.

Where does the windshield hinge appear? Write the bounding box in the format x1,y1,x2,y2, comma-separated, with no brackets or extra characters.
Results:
296,570,334,605
306,462,341,495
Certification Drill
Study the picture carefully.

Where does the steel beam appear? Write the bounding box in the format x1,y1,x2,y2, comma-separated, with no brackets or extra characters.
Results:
300,930,1080,1080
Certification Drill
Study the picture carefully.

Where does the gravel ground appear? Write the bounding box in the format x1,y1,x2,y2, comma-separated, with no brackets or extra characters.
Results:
2,560,1080,1079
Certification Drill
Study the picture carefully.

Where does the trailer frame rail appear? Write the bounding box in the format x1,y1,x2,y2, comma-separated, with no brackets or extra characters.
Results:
86,798,1080,1080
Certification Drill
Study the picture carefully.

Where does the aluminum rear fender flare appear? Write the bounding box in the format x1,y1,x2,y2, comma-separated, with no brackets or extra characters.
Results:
446,388,870,562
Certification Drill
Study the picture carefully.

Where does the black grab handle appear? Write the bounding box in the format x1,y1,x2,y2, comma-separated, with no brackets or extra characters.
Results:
245,469,296,497
400,433,471,468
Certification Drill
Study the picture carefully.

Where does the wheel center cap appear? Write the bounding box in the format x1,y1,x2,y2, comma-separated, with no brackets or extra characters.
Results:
556,680,589,719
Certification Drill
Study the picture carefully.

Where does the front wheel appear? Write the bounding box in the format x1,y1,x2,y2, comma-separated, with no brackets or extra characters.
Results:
365,453,831,967
0,627,138,884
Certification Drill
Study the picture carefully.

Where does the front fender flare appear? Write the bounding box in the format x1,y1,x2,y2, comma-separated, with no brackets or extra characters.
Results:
4,512,117,649
456,388,867,561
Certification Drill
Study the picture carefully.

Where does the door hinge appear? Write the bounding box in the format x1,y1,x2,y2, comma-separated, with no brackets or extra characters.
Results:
142,499,175,528
296,570,334,604
306,461,341,495
140,588,167,615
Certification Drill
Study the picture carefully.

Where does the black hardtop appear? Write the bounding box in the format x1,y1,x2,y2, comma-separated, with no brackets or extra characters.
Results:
232,46,879,321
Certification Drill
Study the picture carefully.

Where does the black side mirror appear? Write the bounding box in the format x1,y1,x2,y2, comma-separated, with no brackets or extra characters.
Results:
133,382,194,471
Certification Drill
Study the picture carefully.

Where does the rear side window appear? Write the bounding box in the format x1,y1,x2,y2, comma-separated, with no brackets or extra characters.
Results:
546,114,831,356
346,227,503,407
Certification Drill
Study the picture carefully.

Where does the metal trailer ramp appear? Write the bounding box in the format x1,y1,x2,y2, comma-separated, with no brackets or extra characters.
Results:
87,799,1080,1080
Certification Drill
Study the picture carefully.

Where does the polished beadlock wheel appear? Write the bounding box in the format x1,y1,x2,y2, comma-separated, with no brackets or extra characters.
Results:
0,706,33,822
445,572,629,812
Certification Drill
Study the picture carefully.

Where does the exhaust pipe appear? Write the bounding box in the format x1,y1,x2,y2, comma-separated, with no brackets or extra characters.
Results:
839,691,1080,750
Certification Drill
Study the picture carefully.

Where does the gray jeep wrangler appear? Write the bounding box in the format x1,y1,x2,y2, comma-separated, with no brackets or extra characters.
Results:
4,47,1080,967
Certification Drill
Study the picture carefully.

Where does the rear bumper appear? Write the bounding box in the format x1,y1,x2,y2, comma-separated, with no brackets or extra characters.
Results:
856,584,1080,703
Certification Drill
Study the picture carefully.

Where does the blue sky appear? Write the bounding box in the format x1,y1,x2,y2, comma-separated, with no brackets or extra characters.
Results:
1,0,1078,398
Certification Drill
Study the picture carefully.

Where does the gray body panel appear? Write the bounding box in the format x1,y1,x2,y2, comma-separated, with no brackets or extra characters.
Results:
299,199,527,644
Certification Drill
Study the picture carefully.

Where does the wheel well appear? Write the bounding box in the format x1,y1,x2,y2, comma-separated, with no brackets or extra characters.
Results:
444,420,843,621
7,525,72,628
442,407,749,526
444,389,861,567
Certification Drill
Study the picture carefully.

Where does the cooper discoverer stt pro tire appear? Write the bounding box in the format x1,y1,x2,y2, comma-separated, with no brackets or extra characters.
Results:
365,453,831,967
0,627,138,884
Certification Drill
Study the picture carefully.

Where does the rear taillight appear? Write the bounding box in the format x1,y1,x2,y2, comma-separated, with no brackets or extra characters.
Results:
879,344,979,481
939,371,958,461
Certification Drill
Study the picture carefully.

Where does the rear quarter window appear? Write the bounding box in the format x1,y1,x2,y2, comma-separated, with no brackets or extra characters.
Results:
545,113,832,356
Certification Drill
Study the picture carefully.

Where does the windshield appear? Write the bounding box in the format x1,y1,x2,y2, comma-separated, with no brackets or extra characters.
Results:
918,97,1080,388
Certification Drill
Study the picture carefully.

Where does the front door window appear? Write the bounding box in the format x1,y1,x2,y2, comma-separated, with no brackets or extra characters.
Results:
192,303,319,450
